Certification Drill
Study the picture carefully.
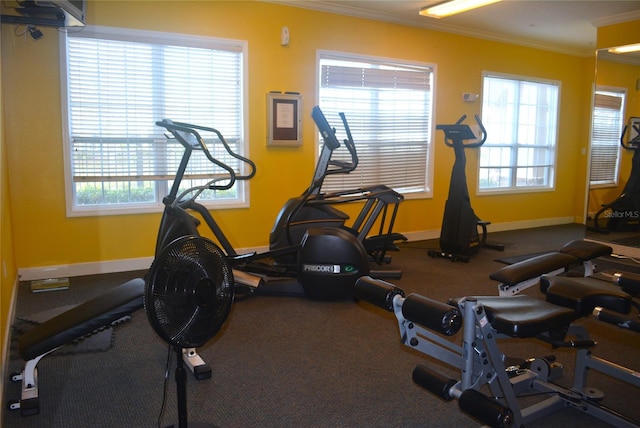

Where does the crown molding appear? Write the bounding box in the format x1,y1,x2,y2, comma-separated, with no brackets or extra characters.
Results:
591,9,640,28
262,1,597,57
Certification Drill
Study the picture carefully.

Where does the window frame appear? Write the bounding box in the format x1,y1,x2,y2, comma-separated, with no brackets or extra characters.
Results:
478,71,560,195
59,26,250,217
316,50,436,200
589,86,626,189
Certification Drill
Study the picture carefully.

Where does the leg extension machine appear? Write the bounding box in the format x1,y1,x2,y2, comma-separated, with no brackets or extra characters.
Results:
355,276,640,427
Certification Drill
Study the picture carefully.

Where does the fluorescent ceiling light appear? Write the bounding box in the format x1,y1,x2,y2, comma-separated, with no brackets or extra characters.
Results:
608,43,640,54
419,0,502,19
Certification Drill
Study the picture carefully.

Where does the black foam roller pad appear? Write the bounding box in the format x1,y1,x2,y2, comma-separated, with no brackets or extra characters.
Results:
354,276,404,311
402,294,462,336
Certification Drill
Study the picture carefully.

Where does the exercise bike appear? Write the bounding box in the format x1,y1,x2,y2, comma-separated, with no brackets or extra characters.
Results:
589,120,640,234
428,114,503,262
270,106,407,274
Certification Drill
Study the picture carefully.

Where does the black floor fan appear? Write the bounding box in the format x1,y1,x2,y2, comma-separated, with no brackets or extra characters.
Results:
145,235,234,428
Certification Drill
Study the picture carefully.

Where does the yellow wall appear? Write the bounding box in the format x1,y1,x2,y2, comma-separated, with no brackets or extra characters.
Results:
1,18,19,396
2,0,593,273
597,20,640,50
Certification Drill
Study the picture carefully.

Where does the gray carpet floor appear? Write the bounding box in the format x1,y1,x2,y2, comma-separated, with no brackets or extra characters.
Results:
4,224,640,427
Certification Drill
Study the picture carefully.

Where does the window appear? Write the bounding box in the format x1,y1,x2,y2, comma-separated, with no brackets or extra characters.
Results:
317,52,435,197
61,26,247,216
479,73,559,192
590,88,626,187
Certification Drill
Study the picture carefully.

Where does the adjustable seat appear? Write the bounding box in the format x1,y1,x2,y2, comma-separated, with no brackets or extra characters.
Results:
490,240,612,296
490,252,578,296
466,295,576,338
559,239,613,276
540,275,633,316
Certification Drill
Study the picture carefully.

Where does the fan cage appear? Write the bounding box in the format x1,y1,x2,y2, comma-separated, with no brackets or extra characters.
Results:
145,236,234,348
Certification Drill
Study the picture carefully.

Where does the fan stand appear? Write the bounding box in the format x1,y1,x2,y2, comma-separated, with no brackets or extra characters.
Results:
146,236,234,428
169,346,216,428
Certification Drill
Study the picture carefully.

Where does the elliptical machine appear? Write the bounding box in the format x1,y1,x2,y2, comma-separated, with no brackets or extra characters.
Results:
154,118,370,301
428,114,504,262
153,117,371,380
589,120,640,234
269,106,407,272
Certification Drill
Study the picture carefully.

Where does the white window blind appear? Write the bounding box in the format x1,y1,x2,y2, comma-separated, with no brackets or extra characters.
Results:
318,53,434,196
62,26,246,214
479,73,559,192
590,89,625,186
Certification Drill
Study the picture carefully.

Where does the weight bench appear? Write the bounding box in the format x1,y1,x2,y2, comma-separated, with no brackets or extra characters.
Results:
7,278,145,416
540,274,640,331
490,239,612,296
355,275,640,427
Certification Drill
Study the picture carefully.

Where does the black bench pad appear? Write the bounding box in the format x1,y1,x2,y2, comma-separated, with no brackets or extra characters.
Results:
560,240,612,261
19,278,145,361
455,295,576,338
489,252,578,286
540,275,632,317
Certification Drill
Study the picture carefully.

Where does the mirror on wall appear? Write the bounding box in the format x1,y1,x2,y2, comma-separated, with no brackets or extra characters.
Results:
585,47,640,257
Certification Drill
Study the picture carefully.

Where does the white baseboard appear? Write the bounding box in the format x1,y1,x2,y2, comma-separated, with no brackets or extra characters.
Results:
401,216,576,242
16,217,578,281
18,257,154,282
479,216,576,233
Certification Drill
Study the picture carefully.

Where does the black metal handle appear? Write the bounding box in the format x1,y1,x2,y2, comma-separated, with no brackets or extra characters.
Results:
620,122,640,150
311,106,341,150
156,119,256,182
439,114,487,149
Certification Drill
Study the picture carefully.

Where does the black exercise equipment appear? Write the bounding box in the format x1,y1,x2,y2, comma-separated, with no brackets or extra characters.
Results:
489,239,613,296
355,275,640,427
269,106,407,270
154,115,372,380
154,117,369,302
590,120,640,233
428,114,504,262
7,278,145,416
145,235,234,428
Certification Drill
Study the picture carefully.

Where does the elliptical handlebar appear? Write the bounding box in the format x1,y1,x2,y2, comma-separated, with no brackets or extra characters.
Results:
312,106,341,150
439,114,487,148
156,119,257,183
337,112,359,173
620,121,640,150
311,106,358,176
472,114,488,147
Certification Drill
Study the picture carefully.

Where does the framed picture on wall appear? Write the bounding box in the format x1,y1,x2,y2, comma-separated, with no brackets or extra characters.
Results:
267,92,302,147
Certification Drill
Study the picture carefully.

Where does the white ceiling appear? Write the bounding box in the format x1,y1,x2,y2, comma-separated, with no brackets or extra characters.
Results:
270,0,640,56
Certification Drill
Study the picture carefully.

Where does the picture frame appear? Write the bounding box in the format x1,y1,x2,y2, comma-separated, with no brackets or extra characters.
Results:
267,92,302,147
